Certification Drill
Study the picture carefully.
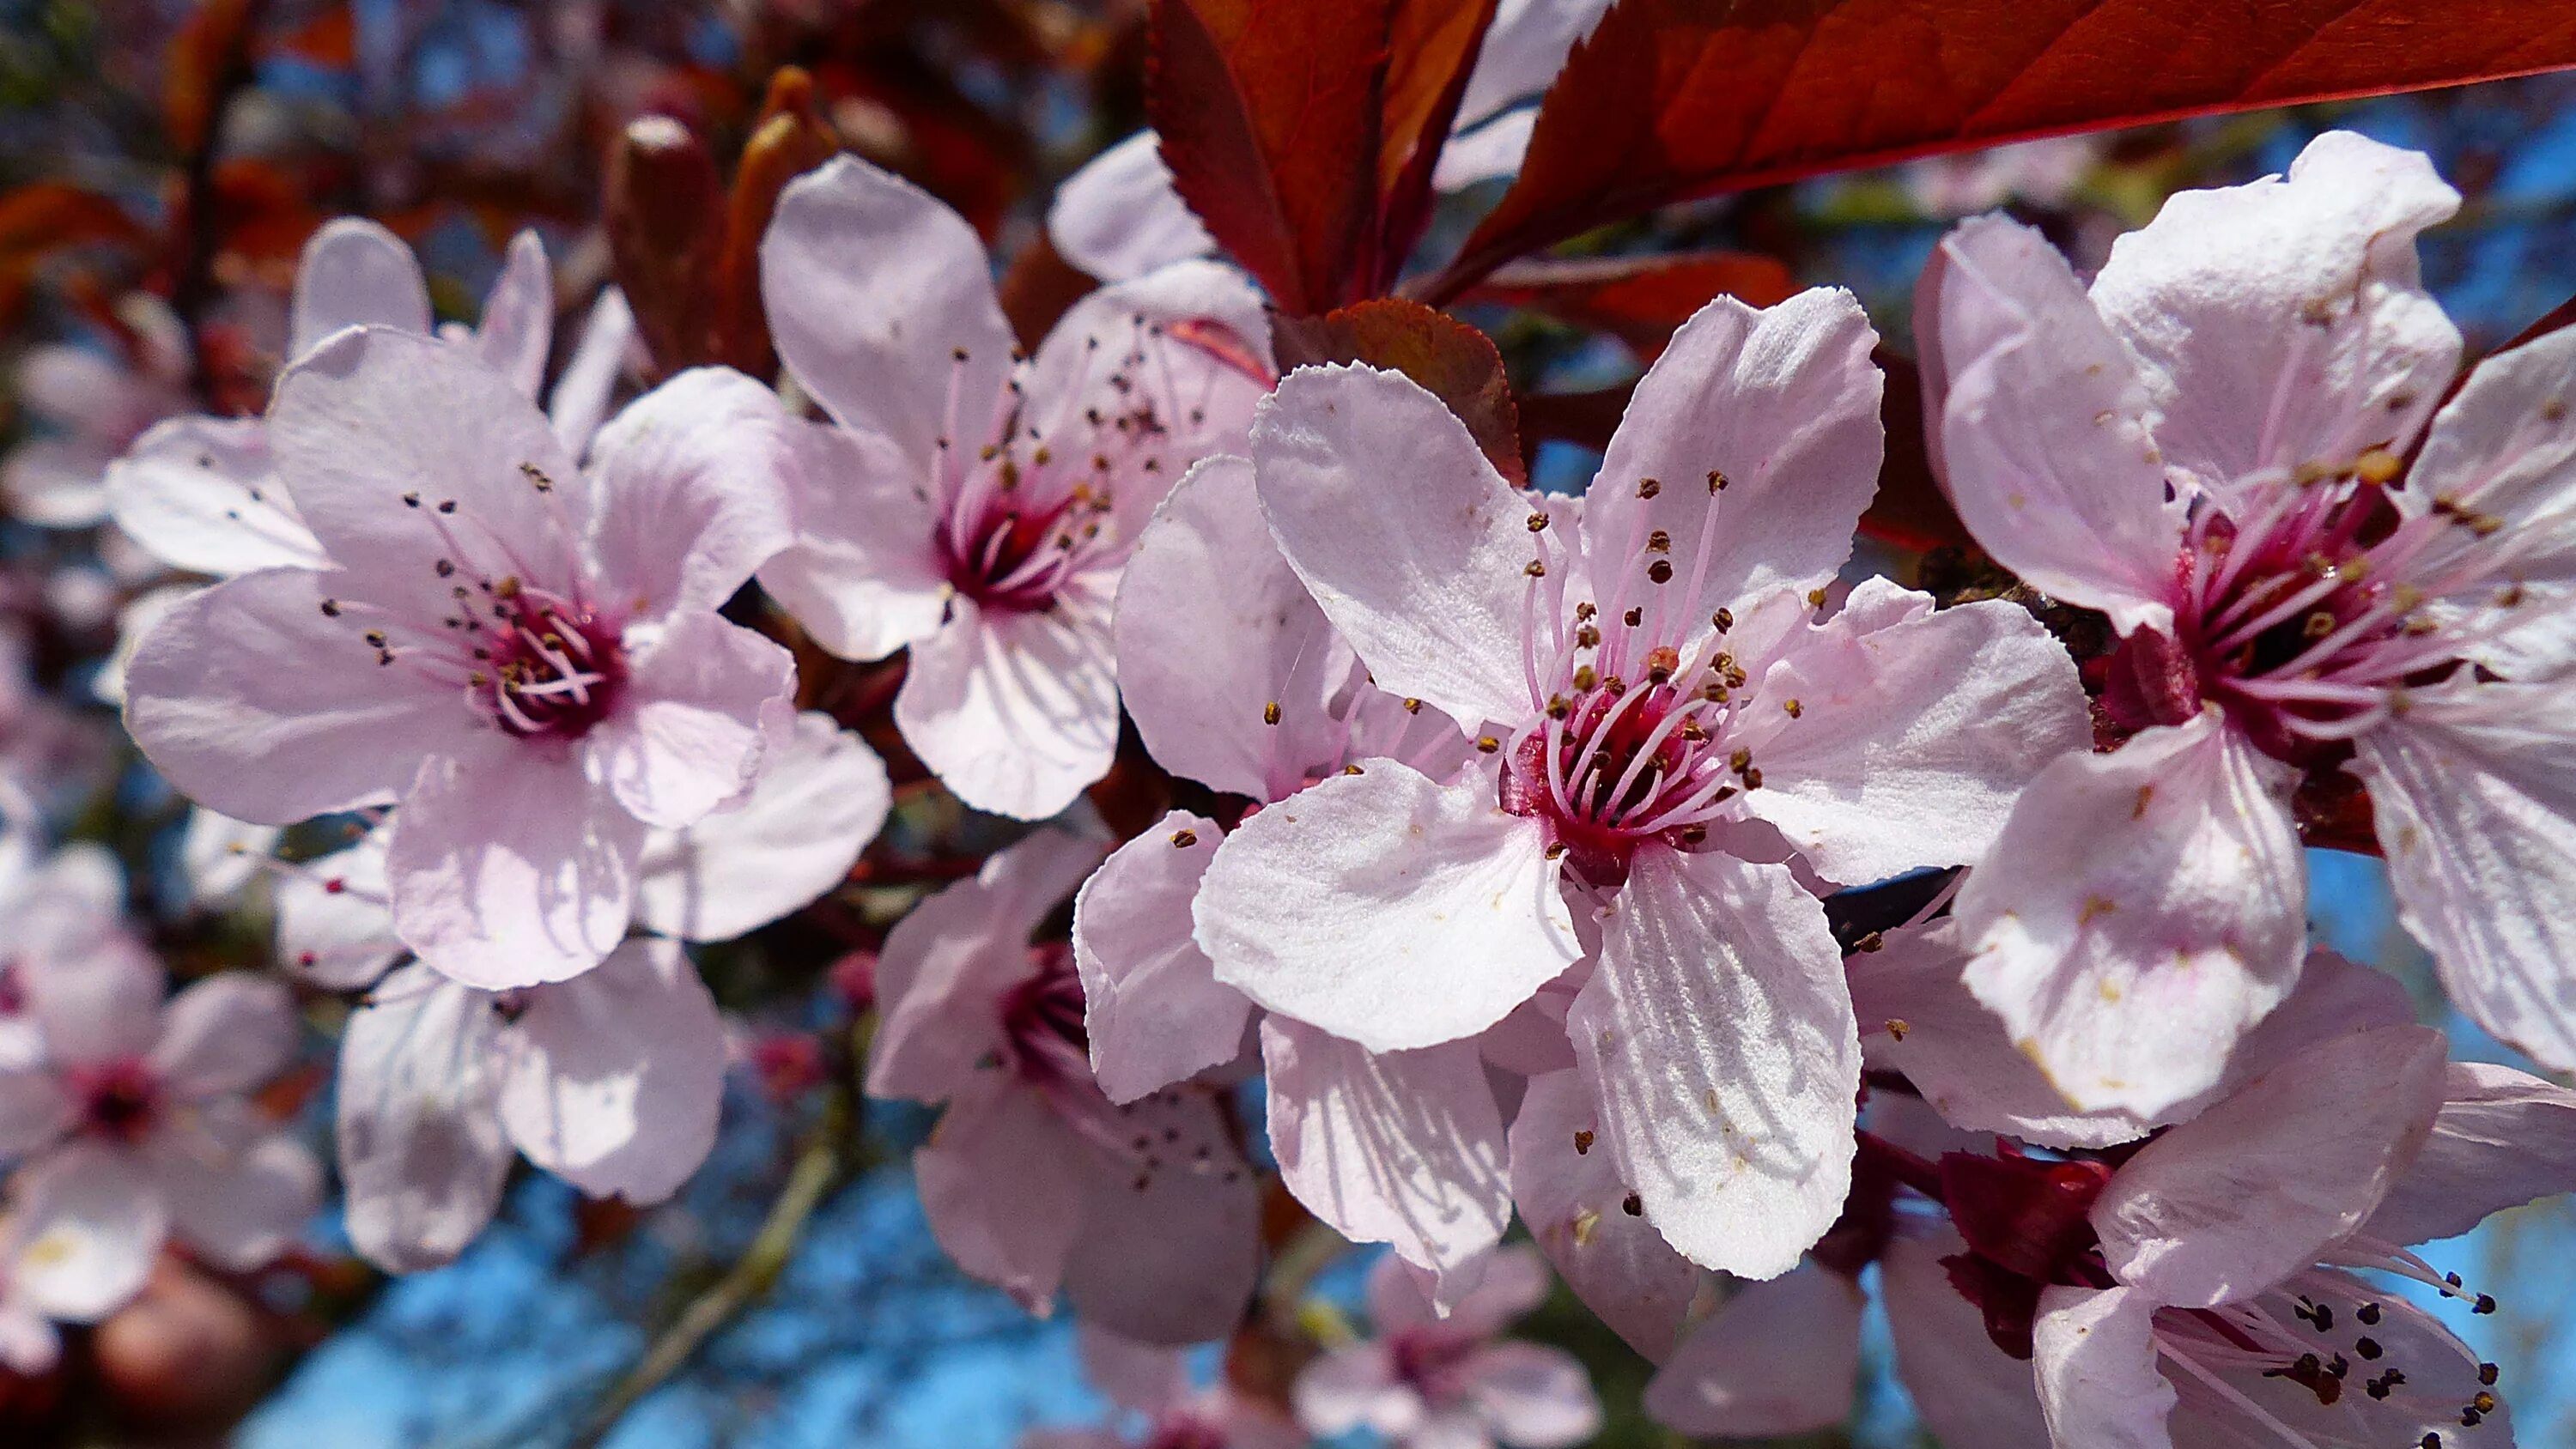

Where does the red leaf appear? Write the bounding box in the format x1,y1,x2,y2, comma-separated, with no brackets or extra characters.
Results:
1468,250,1796,360
1372,0,1501,291
0,183,148,259
164,0,260,157
1148,0,1394,315
264,3,355,68
1273,299,1526,487
1430,0,2576,301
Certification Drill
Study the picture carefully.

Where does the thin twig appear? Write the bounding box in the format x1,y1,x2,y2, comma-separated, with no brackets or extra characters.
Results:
566,1091,852,1449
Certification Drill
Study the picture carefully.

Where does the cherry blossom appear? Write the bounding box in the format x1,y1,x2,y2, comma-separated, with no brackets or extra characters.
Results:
868,829,1261,1345
335,937,727,1271
1923,128,2576,1106
106,220,635,584
0,952,319,1317
3,293,191,529
1194,290,2091,1277
1293,1246,1600,1449
1046,0,1618,283
1022,1325,1304,1449
1072,452,1503,1290
0,797,160,1070
272,708,891,991
121,330,799,990
756,154,1272,821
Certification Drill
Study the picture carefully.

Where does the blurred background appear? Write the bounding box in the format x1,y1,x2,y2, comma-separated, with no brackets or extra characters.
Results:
5,2,2576,1445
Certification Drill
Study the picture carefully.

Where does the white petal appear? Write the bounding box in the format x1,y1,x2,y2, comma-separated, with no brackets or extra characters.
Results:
755,418,950,662
335,963,512,1273
290,218,430,355
105,415,327,576
1643,1264,1859,1436
1507,1068,1704,1361
1045,131,1213,285
1261,1017,1510,1286
2032,1286,2176,1449
9,1143,165,1321
1072,815,1252,1103
1250,365,1538,731
895,590,1122,822
2366,1060,2576,1246
1956,710,2306,1116
632,711,889,943
1196,762,1577,1052
1569,846,1856,1279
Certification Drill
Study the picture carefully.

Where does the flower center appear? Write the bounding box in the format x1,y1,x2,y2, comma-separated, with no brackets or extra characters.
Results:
1388,1327,1485,1404
1501,477,1757,888
941,486,1107,611
1000,942,1090,1084
475,583,626,740
69,1058,162,1144
2113,452,2543,766
1140,1414,1230,1449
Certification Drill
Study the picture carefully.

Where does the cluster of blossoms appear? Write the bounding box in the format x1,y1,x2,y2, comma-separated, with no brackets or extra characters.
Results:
7,98,2565,1446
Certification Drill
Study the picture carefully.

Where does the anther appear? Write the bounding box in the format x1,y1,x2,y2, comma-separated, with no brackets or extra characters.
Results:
1783,698,1802,718
403,492,421,507
1475,736,1500,754
1637,478,1661,500
1620,1192,1643,1216
1527,512,1550,532
437,500,457,514
1806,587,1829,608
1525,560,1548,579
1341,764,1364,776
1573,1131,1594,1155
1647,560,1674,584
1262,701,1281,725
1170,829,1199,848
1707,469,1727,492
1402,698,1423,714
319,599,342,617
1741,767,1762,790
435,560,456,578
1711,607,1732,631
2354,447,2403,485
1645,530,1671,553
1623,607,1643,627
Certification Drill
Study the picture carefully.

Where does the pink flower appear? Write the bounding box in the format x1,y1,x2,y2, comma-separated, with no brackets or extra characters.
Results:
271,708,890,990
121,329,799,990
1045,0,1617,283
334,937,727,1271
867,829,1261,1345
1193,290,2091,1276
1072,452,1504,1290
106,220,635,582
756,155,1273,820
0,955,319,1318
1293,1246,1600,1449
4,294,191,529
1922,128,2576,1107
1023,1325,1304,1449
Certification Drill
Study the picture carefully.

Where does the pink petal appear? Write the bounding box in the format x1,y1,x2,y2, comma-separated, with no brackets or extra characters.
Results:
1074,1321,1190,1412
1249,364,1538,732
269,328,589,621
2092,1023,2446,1309
1261,1018,1510,1286
472,230,553,398
590,609,794,830
148,973,297,1100
1733,583,2090,887
1115,455,1362,802
761,155,1014,464
1589,288,1882,610
1060,1084,1262,1344
20,912,162,1067
2366,1060,2576,1247
894,590,1122,822
2359,679,2576,1070
1045,131,1214,284
289,218,431,356
1508,1069,1704,1361
1439,1242,1555,1338
1195,762,1577,1052
335,962,512,1273
2031,1286,2176,1449
549,287,635,457
0,1070,71,1157
1955,710,2306,1117
3,436,115,527
1880,1228,2051,1448
1643,1263,1859,1436
150,1109,322,1271
584,367,797,624
2400,325,2576,601
914,1072,1087,1313
384,743,646,991
273,828,402,990
632,710,890,943
1293,1345,1414,1439
495,937,725,1203
105,415,327,576
123,567,476,823
2090,130,2461,488
1072,815,1252,1103
1924,214,2179,635
1460,1341,1601,1449
868,830,1104,1103
755,419,950,662
1568,847,1856,1279
9,1143,165,1321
